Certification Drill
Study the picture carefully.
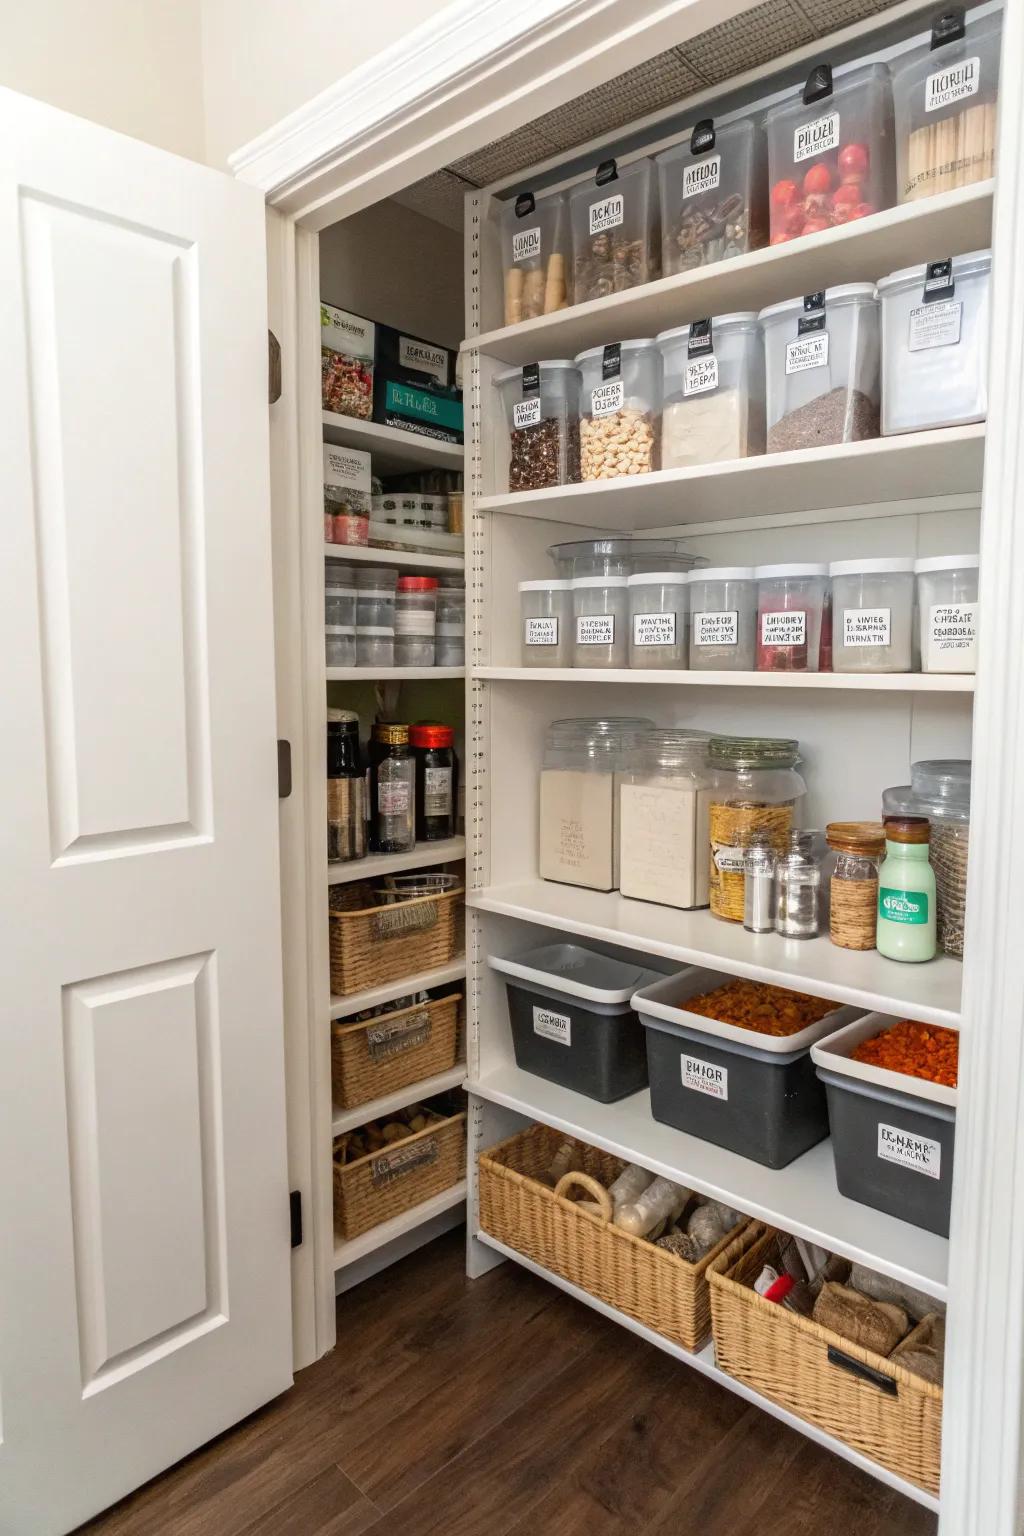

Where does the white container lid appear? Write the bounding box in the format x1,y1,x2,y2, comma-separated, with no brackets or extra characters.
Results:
810,1012,958,1109
754,562,829,580
574,339,657,365
494,360,578,385
828,557,916,577
489,942,661,1004
325,625,356,636
573,574,629,588
518,578,573,591
877,249,992,297
914,554,980,574
758,284,878,324
655,314,759,344
687,566,755,582
356,626,395,636
627,571,690,586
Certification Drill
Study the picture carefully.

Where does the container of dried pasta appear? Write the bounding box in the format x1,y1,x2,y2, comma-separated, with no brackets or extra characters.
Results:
883,760,970,958
707,736,805,922
500,188,570,324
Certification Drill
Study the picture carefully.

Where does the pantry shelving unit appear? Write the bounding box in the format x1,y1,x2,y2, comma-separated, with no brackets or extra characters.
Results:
325,665,465,681
474,666,975,692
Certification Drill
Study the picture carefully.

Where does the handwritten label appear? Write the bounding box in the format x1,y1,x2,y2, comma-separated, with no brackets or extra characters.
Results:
576,614,616,646
909,300,963,351
632,612,677,647
925,56,980,112
680,1054,728,1100
878,1123,941,1179
589,193,624,234
761,610,806,647
794,110,839,162
683,154,721,198
511,225,541,262
591,380,624,417
525,617,559,647
694,610,738,648
685,356,719,396
843,607,891,647
785,332,829,374
513,398,542,428
533,1006,571,1045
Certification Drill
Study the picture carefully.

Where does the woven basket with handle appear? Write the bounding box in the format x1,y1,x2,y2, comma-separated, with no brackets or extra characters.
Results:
333,1108,466,1241
329,882,464,996
331,992,461,1110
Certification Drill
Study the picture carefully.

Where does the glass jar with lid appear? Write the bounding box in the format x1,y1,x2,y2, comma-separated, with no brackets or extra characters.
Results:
540,717,653,891
619,729,711,909
883,760,970,957
824,821,885,951
369,722,416,853
707,737,806,922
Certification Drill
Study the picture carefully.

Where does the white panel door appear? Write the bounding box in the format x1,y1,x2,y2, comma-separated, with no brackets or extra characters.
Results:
0,90,292,1535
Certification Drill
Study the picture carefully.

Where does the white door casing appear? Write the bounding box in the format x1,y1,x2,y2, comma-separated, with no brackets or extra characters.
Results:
0,90,292,1535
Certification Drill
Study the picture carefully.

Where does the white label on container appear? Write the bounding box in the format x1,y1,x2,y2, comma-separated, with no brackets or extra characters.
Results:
576,614,616,646
533,1006,571,1045
694,610,738,648
713,844,747,873
680,1054,728,1100
398,336,448,383
793,110,839,162
683,154,721,199
512,225,541,262
589,193,624,234
785,332,829,373
632,611,677,647
843,607,891,647
685,356,719,396
878,1122,941,1179
925,55,980,112
591,380,624,417
394,610,436,637
323,445,372,494
378,780,411,815
908,299,963,352
424,766,452,816
525,617,559,646
513,398,542,428
929,602,977,655
761,610,806,646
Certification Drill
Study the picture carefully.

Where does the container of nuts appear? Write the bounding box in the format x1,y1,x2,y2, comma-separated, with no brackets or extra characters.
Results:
575,340,661,481
656,116,768,276
569,157,659,303
495,360,581,492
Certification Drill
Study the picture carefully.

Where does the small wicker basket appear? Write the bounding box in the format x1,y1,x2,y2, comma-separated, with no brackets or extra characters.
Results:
333,1108,466,1241
331,992,461,1110
708,1222,943,1495
329,882,464,997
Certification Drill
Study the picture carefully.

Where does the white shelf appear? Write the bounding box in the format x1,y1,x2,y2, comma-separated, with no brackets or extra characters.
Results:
477,426,985,530
322,411,464,474
469,181,992,366
328,836,466,886
475,1232,938,1514
330,959,467,1020
475,667,974,693
332,1064,466,1135
326,666,465,681
324,541,464,573
333,1180,467,1269
469,881,961,1028
468,1065,947,1300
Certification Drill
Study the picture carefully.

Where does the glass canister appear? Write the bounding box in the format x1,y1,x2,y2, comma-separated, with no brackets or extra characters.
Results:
394,576,438,667
539,717,654,890
656,314,765,469
572,575,629,668
656,115,768,274
500,187,570,324
891,7,1001,204
369,722,416,853
327,709,366,863
759,286,881,453
435,586,465,667
755,563,828,672
915,553,979,672
619,729,712,909
708,736,806,923
576,340,661,480
825,821,885,950
410,723,457,841
878,251,990,435
829,557,915,672
495,360,581,491
627,572,689,669
569,157,659,302
520,579,573,666
883,760,970,957
688,566,758,670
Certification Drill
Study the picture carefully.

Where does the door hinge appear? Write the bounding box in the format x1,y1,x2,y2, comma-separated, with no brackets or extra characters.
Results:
268,329,282,404
290,1190,303,1248
278,739,292,798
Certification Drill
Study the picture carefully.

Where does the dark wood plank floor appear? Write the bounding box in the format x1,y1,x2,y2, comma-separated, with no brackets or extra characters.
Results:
79,1231,938,1536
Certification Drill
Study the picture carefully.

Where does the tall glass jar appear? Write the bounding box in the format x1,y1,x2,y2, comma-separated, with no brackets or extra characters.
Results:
539,717,653,891
707,737,806,923
825,821,885,951
327,709,366,863
369,722,416,853
618,729,711,909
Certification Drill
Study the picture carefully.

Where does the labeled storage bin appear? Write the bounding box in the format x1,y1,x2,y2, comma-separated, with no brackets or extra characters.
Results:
569,158,659,302
478,1122,746,1349
331,991,461,1110
755,562,828,672
520,579,573,666
812,1013,957,1237
490,943,659,1102
657,315,765,470
915,553,978,673
576,341,661,479
328,879,464,996
656,116,767,275
496,360,581,491
709,1222,942,1494
627,572,689,668
879,251,991,435
688,566,757,670
572,576,629,667
634,969,858,1167
829,557,915,673
500,188,570,324
760,286,881,453
333,1104,466,1241
892,7,1001,204
765,61,895,242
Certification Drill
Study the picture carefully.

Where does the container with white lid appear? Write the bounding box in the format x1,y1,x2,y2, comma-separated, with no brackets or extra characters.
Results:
656,314,766,469
688,567,758,671
755,562,829,672
915,554,979,672
576,340,661,480
627,572,689,669
572,575,628,668
878,250,990,435
495,359,581,491
759,285,881,453
519,578,572,667
569,158,659,304
829,556,915,673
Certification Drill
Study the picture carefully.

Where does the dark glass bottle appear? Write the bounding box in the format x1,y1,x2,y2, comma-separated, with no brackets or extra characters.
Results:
327,710,365,862
410,723,457,841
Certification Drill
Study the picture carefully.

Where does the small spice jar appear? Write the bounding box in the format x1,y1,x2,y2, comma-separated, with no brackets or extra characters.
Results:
825,821,885,950
688,566,757,670
774,829,822,940
410,723,457,842
829,557,915,673
369,722,416,853
576,340,661,480
572,575,629,668
755,563,828,672
394,576,438,667
327,709,366,863
520,579,573,667
915,554,979,673
876,814,937,963
627,572,689,669
707,736,806,923
495,360,581,491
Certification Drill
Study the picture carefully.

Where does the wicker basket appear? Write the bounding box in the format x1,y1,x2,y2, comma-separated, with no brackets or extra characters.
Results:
708,1222,943,1494
478,1122,744,1351
333,1108,466,1241
329,882,464,997
331,992,461,1110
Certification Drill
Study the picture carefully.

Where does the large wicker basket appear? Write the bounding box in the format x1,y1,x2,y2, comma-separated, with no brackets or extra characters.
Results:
331,992,461,1110
708,1222,943,1495
333,1108,466,1241
329,882,464,997
478,1122,744,1351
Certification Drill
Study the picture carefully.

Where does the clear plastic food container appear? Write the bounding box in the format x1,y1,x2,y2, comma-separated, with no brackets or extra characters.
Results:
576,340,661,480
657,314,765,469
572,576,628,668
627,572,689,669
878,250,990,435
687,567,757,670
356,627,394,668
829,557,915,673
355,565,398,631
765,60,895,243
891,8,1001,204
325,580,357,629
759,285,880,453
520,579,573,667
540,717,654,890
915,553,979,673
755,562,828,672
548,538,703,577
435,587,465,667
656,115,768,274
569,158,659,303
394,576,437,667
325,627,356,667
495,361,581,491
500,188,570,324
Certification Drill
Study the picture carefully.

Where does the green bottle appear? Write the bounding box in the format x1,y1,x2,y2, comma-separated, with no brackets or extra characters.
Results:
876,815,937,962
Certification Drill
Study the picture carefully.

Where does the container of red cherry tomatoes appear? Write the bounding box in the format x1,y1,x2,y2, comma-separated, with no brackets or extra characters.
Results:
764,61,896,244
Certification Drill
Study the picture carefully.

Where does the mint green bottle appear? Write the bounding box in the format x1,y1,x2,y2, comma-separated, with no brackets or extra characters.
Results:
876,816,937,962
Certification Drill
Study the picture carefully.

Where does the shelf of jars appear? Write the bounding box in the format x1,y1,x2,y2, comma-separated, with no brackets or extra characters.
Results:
473,667,974,693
